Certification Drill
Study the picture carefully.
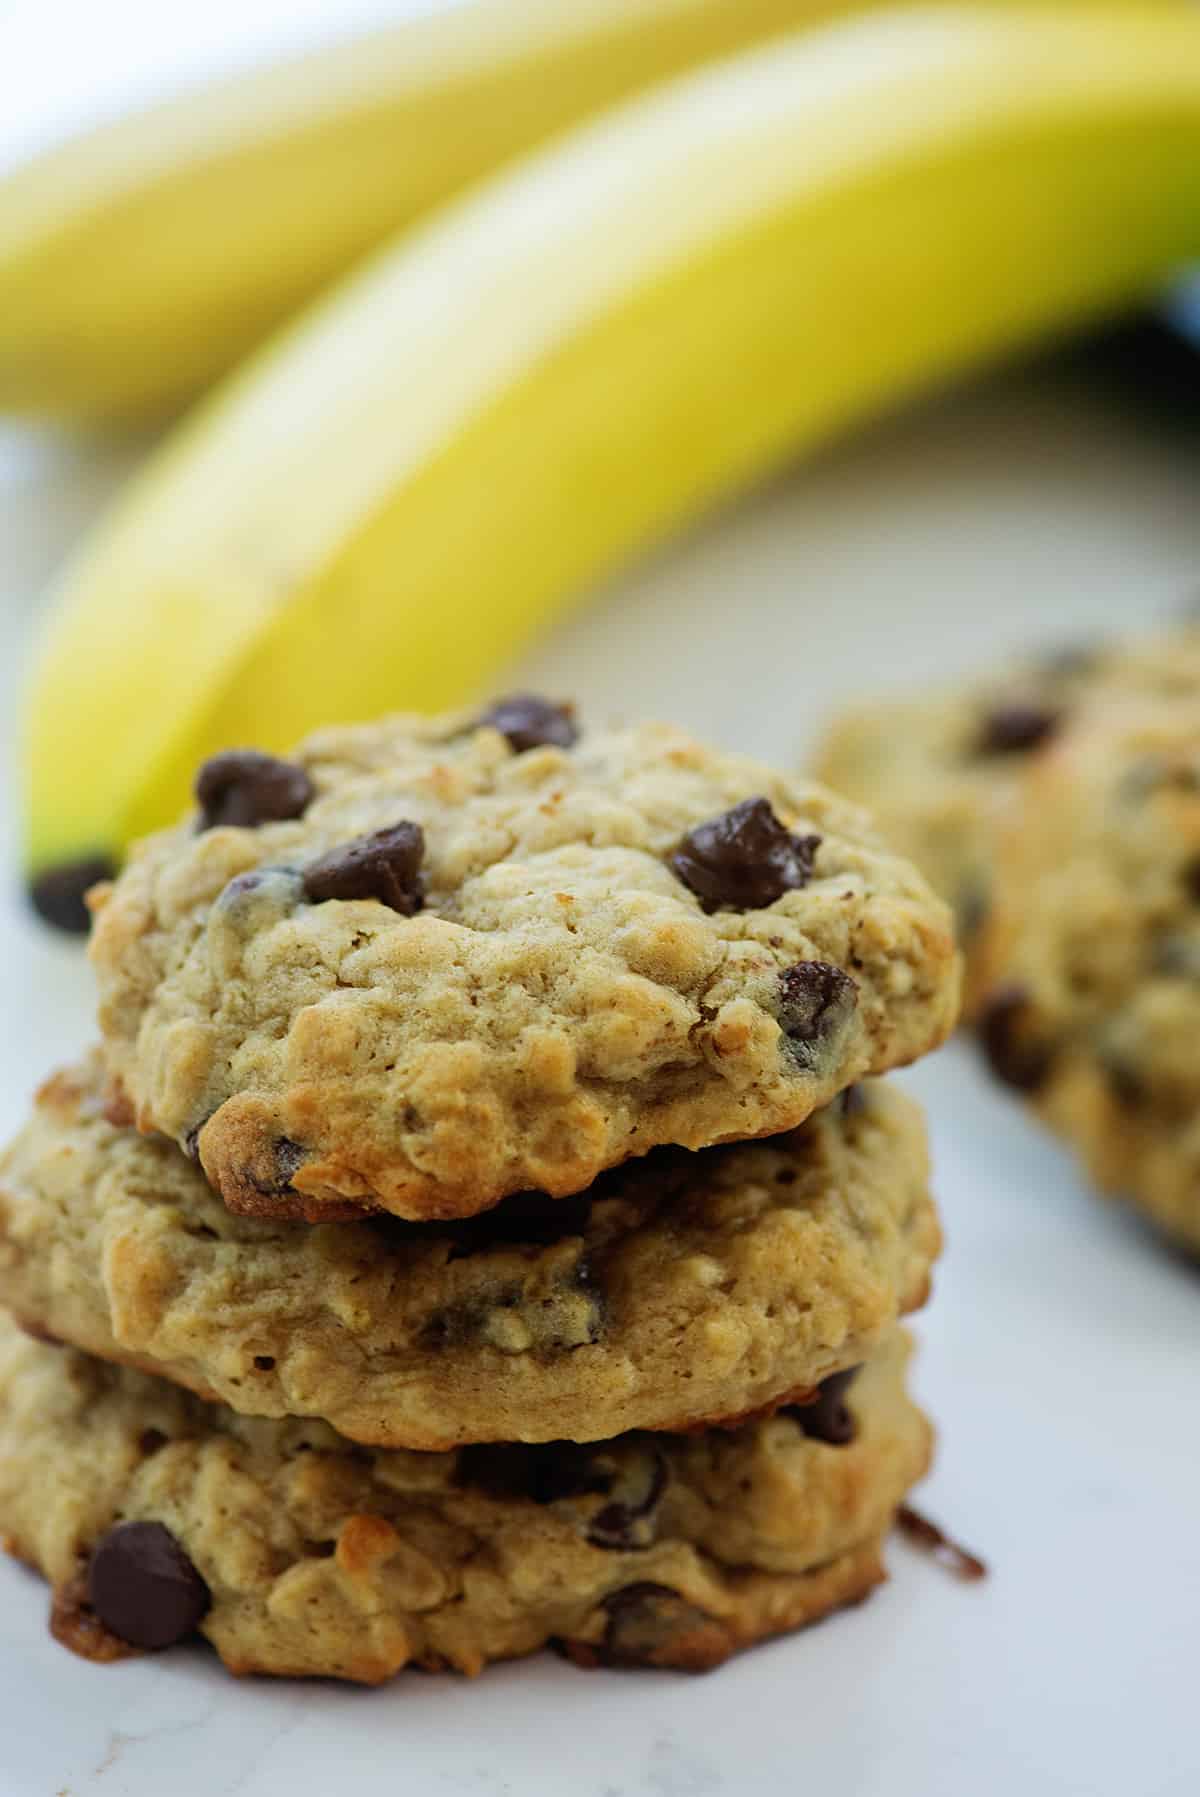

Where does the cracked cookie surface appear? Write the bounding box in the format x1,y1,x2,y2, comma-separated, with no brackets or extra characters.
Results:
0,1319,930,1683
89,708,959,1221
0,1059,938,1447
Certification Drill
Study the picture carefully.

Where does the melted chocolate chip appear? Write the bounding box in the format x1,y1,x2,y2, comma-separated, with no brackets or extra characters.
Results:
978,982,1054,1093
896,1505,987,1581
477,694,579,753
586,1448,667,1550
250,1137,307,1197
138,1429,168,1457
976,703,1061,757
671,798,820,913
28,855,116,934
458,1440,605,1505
599,1583,722,1667
783,1367,860,1445
302,821,425,913
87,1521,211,1650
777,962,858,1067
195,750,315,831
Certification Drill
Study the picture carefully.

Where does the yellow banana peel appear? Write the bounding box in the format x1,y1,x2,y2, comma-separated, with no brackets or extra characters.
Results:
23,4,1200,878
0,0,863,421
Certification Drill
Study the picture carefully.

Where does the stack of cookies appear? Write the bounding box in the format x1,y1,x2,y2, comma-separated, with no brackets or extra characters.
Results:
817,615,1200,1253
0,698,959,1682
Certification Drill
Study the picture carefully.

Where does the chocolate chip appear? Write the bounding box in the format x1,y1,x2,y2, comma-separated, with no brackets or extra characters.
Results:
599,1584,723,1667
87,1521,210,1650
302,821,425,913
585,1447,667,1550
977,982,1054,1092
476,694,579,753
458,1441,604,1505
253,1355,276,1371
777,962,858,1066
671,798,820,912
28,855,116,934
195,750,315,831
1181,857,1200,903
976,703,1061,757
249,1137,307,1197
138,1429,168,1457
784,1367,860,1445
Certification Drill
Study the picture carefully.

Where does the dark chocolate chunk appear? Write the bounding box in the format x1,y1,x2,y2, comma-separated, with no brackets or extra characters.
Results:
28,855,116,934
195,750,315,831
777,962,858,1066
1181,856,1200,903
585,1447,667,1550
476,694,579,753
302,821,425,913
87,1521,211,1650
457,1440,604,1505
251,1137,307,1197
977,982,1054,1093
784,1366,860,1445
976,703,1061,757
599,1583,725,1668
670,798,820,912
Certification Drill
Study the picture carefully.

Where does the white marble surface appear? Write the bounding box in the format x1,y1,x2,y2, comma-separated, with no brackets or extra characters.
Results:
2,364,1200,1797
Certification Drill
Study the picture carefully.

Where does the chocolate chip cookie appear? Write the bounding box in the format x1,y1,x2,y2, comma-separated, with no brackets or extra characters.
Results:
812,623,1200,1016
89,705,960,1222
0,1059,938,1447
0,1317,931,1682
976,696,1200,1252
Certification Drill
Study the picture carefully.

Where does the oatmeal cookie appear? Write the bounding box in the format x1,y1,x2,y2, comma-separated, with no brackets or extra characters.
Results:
0,1317,930,1682
0,1058,938,1447
89,704,959,1221
976,695,1200,1251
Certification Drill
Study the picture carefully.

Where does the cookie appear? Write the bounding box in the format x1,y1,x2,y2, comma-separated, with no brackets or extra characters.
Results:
88,705,960,1221
0,1058,938,1447
812,623,1200,1016
976,695,1200,1251
0,1317,931,1683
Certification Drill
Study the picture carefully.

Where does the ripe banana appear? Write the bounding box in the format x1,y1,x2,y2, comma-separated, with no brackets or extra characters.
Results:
0,0,856,421
24,4,1200,886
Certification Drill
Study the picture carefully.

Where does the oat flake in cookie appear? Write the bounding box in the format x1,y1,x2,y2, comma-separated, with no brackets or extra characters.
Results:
0,1319,931,1683
0,1059,939,1448
89,704,959,1222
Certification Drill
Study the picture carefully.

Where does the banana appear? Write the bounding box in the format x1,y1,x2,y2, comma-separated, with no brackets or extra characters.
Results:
23,4,1200,886
0,0,855,421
